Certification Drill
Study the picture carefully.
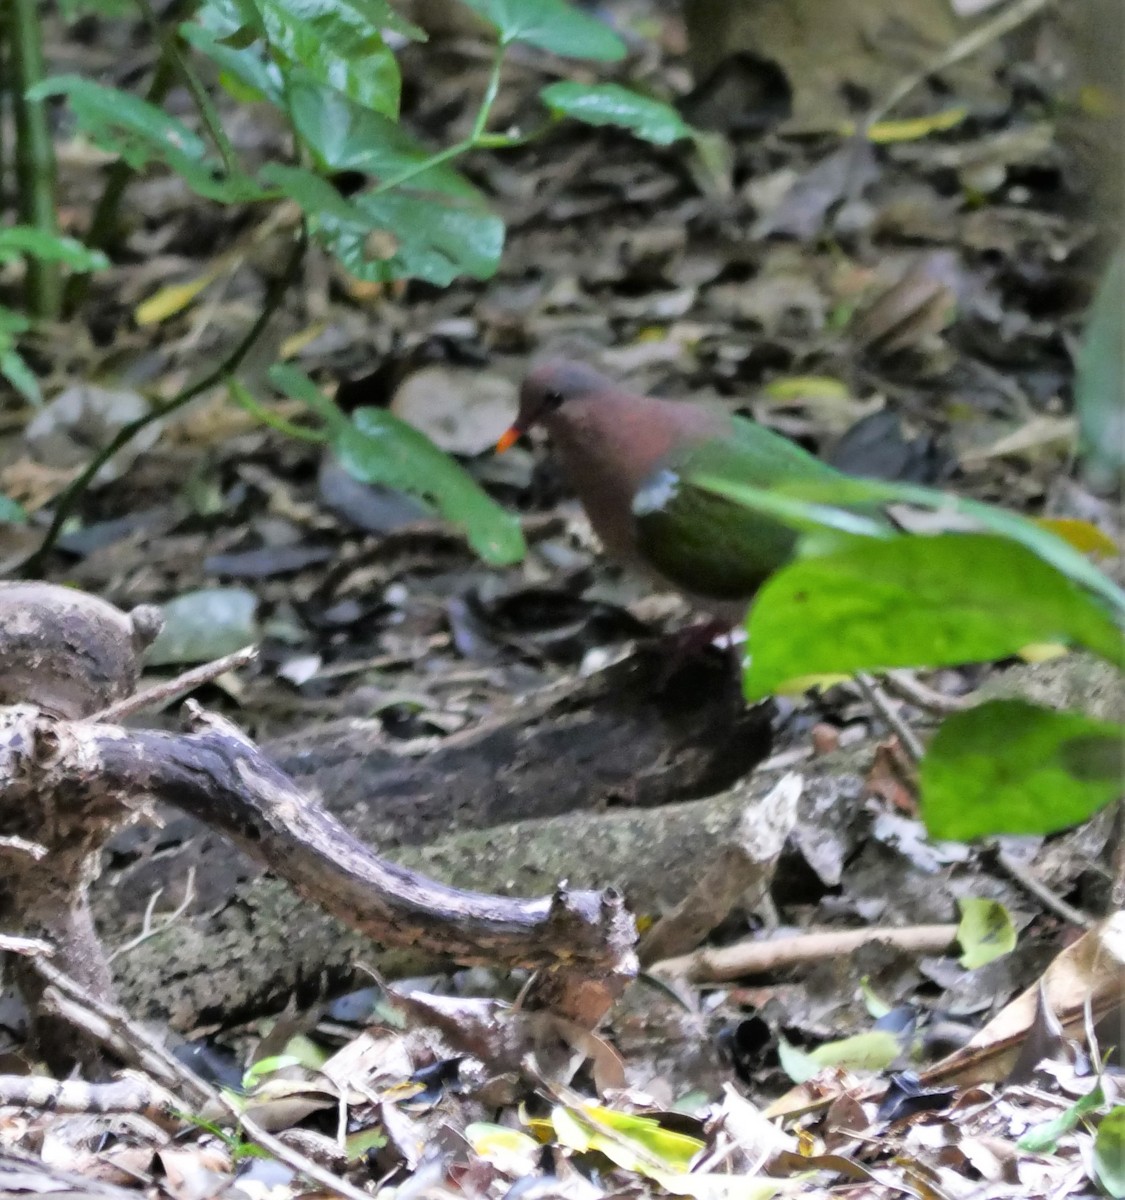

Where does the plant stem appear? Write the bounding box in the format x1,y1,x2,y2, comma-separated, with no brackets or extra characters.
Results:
227,378,328,443
368,43,508,198
9,0,61,318
18,224,308,577
134,0,238,178
471,42,507,142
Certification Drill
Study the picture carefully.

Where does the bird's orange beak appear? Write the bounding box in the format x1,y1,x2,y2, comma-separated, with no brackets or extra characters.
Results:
495,424,521,454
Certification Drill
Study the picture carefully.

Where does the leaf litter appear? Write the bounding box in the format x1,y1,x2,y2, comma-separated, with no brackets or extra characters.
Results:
2,0,1123,1197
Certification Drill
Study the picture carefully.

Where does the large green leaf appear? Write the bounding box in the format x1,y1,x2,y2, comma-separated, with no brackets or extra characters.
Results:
0,227,108,271
30,77,264,204
287,80,476,194
270,367,525,565
1075,247,1124,490
457,0,624,59
337,409,524,563
320,189,504,284
743,532,1125,699
256,0,401,115
540,82,691,145
922,701,1125,840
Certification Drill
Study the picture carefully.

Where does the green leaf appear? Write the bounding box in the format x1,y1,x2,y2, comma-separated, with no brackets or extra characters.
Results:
338,408,524,563
1075,247,1124,490
956,897,1016,969
0,492,29,524
0,226,109,271
779,1031,900,1084
743,533,1125,700
30,76,263,204
287,80,476,195
457,0,625,59
181,23,284,104
258,163,371,223
255,0,401,115
1,348,42,407
1019,1079,1105,1152
921,701,1125,840
268,363,350,433
322,190,504,284
1095,1106,1125,1199
540,82,691,145
242,1054,301,1089
270,367,524,564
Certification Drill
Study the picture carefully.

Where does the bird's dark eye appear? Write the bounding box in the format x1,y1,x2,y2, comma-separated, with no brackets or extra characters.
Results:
544,388,565,410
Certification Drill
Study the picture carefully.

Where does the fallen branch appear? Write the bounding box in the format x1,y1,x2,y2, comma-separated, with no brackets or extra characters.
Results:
3,700,635,1026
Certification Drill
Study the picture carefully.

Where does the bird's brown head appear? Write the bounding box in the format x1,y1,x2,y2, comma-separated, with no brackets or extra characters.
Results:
495,359,612,453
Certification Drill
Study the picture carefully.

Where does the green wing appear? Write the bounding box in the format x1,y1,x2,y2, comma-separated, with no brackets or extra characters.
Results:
632,417,882,600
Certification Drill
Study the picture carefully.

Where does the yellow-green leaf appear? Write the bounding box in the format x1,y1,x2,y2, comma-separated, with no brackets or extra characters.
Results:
957,897,1016,969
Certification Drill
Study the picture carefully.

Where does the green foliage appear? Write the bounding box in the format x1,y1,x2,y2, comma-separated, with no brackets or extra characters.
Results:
540,82,692,145
457,0,626,58
676,462,1125,843
0,228,107,406
0,226,109,270
1095,1107,1125,1199
270,366,526,564
921,701,1124,841
694,471,1125,617
29,76,264,203
778,1031,900,1084
955,897,1015,969
15,0,685,564
241,1054,302,1089
1019,1079,1106,1152
742,532,1124,700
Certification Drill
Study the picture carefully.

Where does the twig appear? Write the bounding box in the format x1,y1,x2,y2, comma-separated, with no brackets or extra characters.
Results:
651,923,959,982
19,224,308,575
91,646,258,722
0,834,48,859
883,669,973,714
108,867,196,961
869,0,1053,122
33,956,219,1108
856,672,927,762
0,932,53,956
991,846,1095,929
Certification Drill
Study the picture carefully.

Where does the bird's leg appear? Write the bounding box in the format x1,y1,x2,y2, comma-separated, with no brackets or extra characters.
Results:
653,618,739,689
